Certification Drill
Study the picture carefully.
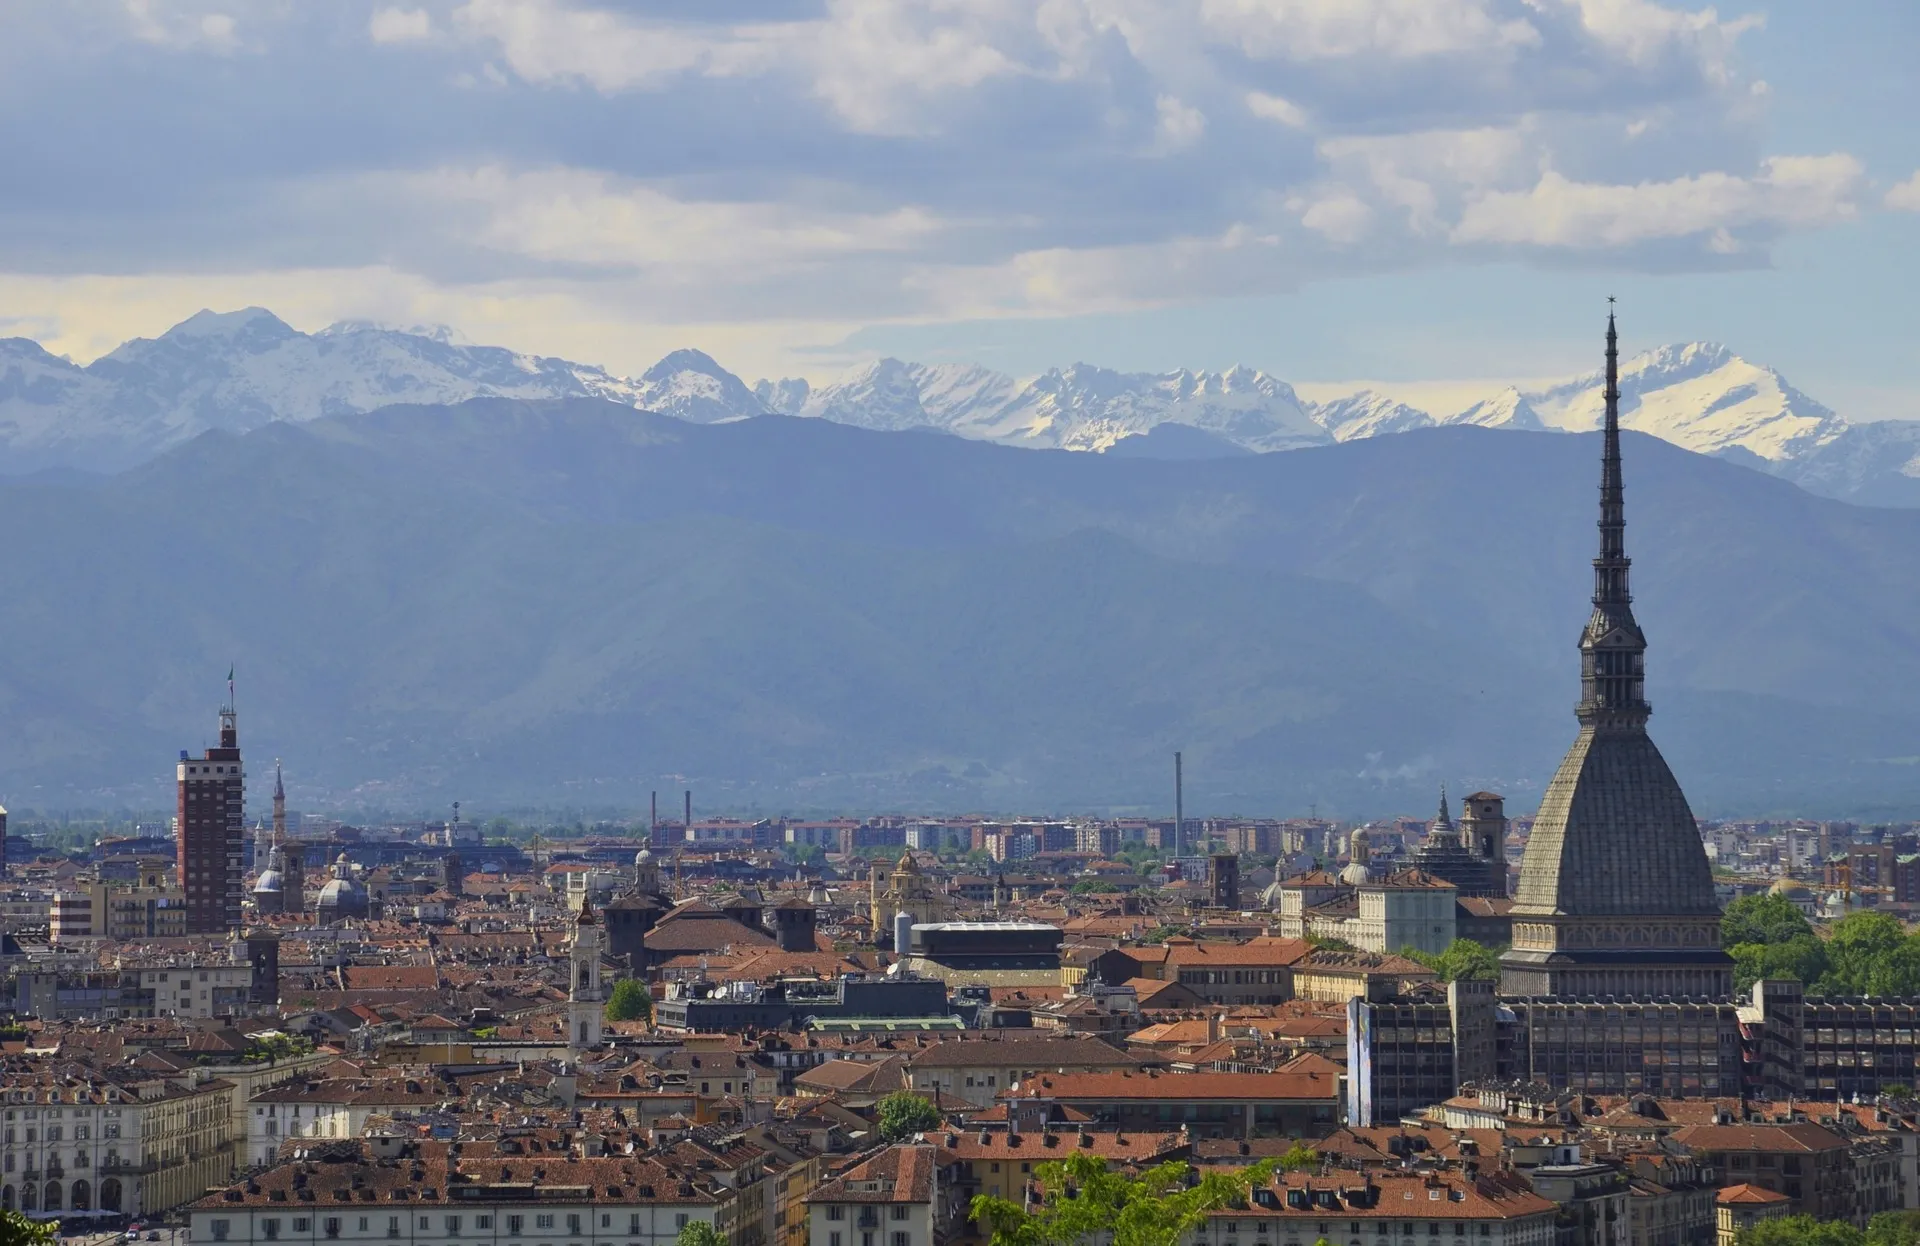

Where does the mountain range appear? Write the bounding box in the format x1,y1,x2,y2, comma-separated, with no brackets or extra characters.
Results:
7,395,1920,817
4,309,1917,504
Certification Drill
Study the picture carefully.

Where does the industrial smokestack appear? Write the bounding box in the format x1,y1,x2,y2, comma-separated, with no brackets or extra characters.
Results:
894,911,912,957
684,790,691,830
1175,751,1184,860
650,791,657,830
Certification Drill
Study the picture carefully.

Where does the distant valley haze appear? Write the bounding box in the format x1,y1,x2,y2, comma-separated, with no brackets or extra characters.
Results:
2,315,1920,819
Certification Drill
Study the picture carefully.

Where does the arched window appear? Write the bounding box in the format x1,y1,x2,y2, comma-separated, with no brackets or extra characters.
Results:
2,1184,14,1210
43,1181,60,1211
21,1182,35,1210
100,1179,122,1212
71,1180,89,1211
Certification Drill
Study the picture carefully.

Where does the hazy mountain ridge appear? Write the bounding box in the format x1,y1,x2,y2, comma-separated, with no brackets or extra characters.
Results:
8,399,1920,814
0,309,1912,503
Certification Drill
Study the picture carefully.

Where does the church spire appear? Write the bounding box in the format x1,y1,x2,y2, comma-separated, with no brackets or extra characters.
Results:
1577,303,1650,729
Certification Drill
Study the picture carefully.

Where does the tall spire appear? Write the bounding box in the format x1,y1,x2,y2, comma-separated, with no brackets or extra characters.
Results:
1577,302,1650,729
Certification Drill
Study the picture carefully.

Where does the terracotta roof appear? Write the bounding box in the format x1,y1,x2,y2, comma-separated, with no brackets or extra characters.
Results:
908,1036,1143,1070
937,1128,1185,1163
340,966,440,990
1164,937,1312,967
806,1144,937,1205
1718,1183,1792,1205
1013,1068,1336,1103
1231,1171,1555,1224
1670,1123,1849,1153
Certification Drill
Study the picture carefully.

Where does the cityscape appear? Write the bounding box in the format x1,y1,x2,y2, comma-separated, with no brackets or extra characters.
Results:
6,5,1920,1246
0,318,1909,1246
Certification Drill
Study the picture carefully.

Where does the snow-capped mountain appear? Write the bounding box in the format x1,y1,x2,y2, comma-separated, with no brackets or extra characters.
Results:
781,358,1019,433
0,308,675,471
782,359,1326,452
1445,387,1547,431
1312,390,1435,442
3,308,1914,507
1522,343,1845,462
628,349,768,424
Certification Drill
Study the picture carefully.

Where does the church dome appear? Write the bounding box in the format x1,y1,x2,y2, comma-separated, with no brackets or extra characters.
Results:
316,852,369,921
1339,860,1373,887
252,868,282,895
635,848,653,866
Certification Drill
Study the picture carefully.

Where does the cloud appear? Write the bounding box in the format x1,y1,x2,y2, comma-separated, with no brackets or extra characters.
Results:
1245,91,1309,128
123,0,242,52
1451,155,1864,249
0,0,1879,367
369,8,432,44
1887,172,1920,212
1198,0,1541,61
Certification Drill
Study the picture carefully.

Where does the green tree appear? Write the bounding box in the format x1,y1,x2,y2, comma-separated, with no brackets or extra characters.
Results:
1722,893,1815,947
971,1153,1276,1246
1738,1215,1864,1246
1277,1143,1318,1172
1402,939,1504,983
1070,879,1120,895
876,1091,943,1142
1820,912,1920,997
0,1208,57,1246
1868,1211,1920,1246
604,978,652,1024
1731,934,1830,994
674,1222,726,1246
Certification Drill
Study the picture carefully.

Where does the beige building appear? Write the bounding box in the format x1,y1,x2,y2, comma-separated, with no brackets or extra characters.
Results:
50,865,187,944
805,1146,936,1246
1276,869,1457,955
904,1036,1142,1109
868,856,946,939
0,1070,237,1219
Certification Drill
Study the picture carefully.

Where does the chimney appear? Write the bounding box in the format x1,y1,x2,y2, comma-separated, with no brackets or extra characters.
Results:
1175,752,1184,859
1208,1012,1220,1044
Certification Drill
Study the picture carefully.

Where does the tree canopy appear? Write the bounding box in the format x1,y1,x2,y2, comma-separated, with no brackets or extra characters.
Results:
1402,938,1503,983
1722,893,1815,947
674,1222,725,1246
1737,1211,1920,1246
605,978,652,1024
0,1209,56,1246
876,1091,944,1142
971,1153,1276,1246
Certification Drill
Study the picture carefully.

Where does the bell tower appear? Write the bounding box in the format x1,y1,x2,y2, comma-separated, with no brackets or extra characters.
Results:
568,897,605,1052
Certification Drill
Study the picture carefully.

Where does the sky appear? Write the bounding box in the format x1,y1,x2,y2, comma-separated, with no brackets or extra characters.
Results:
1,1,1917,418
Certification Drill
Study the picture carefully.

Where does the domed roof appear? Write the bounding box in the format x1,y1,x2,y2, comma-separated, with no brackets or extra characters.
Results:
635,848,654,865
1339,860,1373,887
252,869,283,894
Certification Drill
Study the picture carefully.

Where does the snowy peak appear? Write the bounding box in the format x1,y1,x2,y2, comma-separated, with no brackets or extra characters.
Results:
1447,387,1547,431
982,362,1326,452
1312,390,1435,442
151,306,297,347
0,310,1904,509
1527,342,1844,462
632,348,767,424
795,358,1020,434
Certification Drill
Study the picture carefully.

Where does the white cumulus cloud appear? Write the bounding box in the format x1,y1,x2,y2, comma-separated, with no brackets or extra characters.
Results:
370,7,433,44
1886,172,1920,212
